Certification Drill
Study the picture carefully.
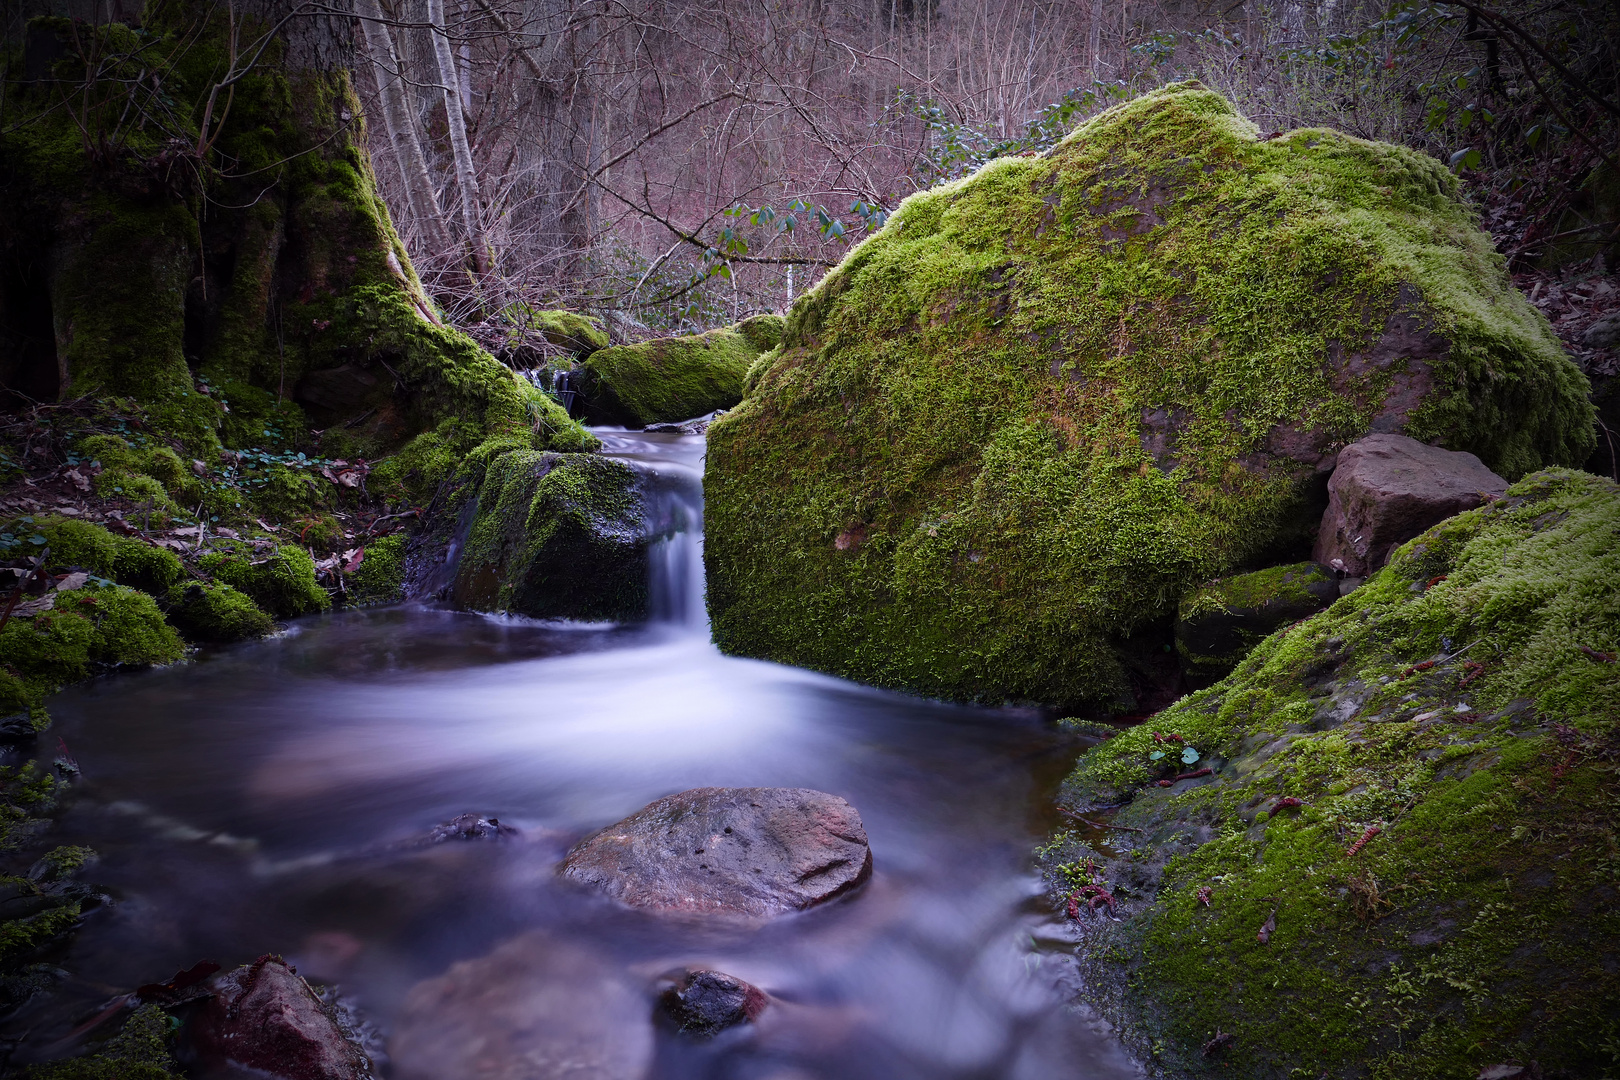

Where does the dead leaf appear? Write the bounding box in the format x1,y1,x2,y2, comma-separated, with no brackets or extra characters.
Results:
10,594,55,618
335,470,362,488
54,505,82,516
63,468,90,492
171,526,202,538
156,539,189,552
190,459,208,476
341,547,365,574
216,528,240,539
1257,907,1277,944
254,518,281,532
55,572,90,592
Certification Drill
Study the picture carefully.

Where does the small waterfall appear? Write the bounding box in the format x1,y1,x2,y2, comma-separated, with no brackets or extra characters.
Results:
599,430,709,633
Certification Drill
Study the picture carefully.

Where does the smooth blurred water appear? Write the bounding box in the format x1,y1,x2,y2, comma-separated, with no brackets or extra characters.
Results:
13,430,1140,1080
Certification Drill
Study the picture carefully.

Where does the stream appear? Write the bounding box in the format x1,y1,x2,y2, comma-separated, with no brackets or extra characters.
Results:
12,429,1141,1079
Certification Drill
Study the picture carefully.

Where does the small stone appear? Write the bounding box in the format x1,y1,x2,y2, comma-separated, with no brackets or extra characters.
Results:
427,813,515,843
1313,434,1507,576
190,956,369,1080
659,968,770,1035
559,787,872,918
1583,312,1620,350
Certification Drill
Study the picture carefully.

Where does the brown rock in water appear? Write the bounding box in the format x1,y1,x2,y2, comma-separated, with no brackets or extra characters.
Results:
659,968,770,1035
559,787,872,918
390,931,651,1080
191,955,369,1080
1313,434,1508,576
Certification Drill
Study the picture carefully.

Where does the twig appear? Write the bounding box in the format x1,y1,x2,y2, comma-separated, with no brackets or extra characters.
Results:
1057,807,1145,832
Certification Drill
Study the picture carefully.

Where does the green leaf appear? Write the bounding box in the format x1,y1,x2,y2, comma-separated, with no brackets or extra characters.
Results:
1181,747,1200,765
1149,750,1166,761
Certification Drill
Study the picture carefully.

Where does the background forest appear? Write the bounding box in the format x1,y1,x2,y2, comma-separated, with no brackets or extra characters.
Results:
4,0,1619,363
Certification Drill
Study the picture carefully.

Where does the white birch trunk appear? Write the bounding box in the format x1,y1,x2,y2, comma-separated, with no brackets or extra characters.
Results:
425,0,490,275
356,0,453,254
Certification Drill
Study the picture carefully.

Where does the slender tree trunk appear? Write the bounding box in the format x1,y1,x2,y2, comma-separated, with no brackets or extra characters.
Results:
356,0,453,255
425,0,490,275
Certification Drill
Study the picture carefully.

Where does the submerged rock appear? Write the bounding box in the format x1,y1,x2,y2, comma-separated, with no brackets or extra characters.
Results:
579,316,782,426
390,931,651,1080
1050,469,1620,1078
449,450,648,621
1175,561,1338,683
704,82,1593,710
559,787,872,918
1313,433,1508,576
190,955,369,1080
658,968,770,1035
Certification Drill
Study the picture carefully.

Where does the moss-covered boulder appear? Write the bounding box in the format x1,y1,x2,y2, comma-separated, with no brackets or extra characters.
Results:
199,544,329,619
450,451,647,621
0,587,185,713
163,582,274,643
580,320,781,426
1046,468,1620,1079
705,82,1594,709
1176,561,1339,684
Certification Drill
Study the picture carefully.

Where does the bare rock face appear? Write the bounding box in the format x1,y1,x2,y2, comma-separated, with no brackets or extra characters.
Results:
559,787,872,918
190,956,369,1080
390,932,650,1080
1313,434,1508,576
659,968,770,1035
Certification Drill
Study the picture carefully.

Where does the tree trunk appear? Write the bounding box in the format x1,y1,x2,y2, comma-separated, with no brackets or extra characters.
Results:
425,0,491,275
0,0,576,483
356,0,454,255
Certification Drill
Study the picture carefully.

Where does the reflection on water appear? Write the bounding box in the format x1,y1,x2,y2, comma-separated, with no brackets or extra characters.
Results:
13,430,1140,1079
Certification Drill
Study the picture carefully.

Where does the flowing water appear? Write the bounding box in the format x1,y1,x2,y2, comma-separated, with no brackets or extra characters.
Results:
12,429,1140,1079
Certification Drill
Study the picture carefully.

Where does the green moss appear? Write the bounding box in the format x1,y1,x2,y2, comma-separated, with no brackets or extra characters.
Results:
199,544,329,619
452,451,647,620
0,587,185,713
705,82,1594,709
21,1003,179,1079
581,324,771,425
524,308,610,354
162,582,274,643
31,517,182,593
1176,561,1339,680
347,533,406,606
735,313,785,352
1048,468,1620,1079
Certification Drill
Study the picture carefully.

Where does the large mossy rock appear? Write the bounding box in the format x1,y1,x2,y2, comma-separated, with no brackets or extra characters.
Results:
705,82,1594,708
580,316,783,426
449,451,648,621
1048,469,1620,1079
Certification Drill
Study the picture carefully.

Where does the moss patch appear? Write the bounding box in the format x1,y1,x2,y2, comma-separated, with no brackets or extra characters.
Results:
1176,561,1339,682
21,1003,179,1079
1046,468,1620,1079
0,586,185,714
526,308,611,355
32,517,182,594
581,324,772,426
347,533,406,606
162,582,274,643
199,543,328,619
704,82,1594,709
451,451,647,621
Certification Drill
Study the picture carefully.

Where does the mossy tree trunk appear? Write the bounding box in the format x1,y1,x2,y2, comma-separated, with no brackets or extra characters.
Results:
0,0,578,478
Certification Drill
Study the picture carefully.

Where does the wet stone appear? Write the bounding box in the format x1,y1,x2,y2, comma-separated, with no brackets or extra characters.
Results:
559,787,872,919
190,955,369,1080
428,813,516,843
659,968,770,1035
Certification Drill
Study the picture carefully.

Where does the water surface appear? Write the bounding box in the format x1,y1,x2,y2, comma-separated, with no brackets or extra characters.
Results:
18,430,1139,1079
